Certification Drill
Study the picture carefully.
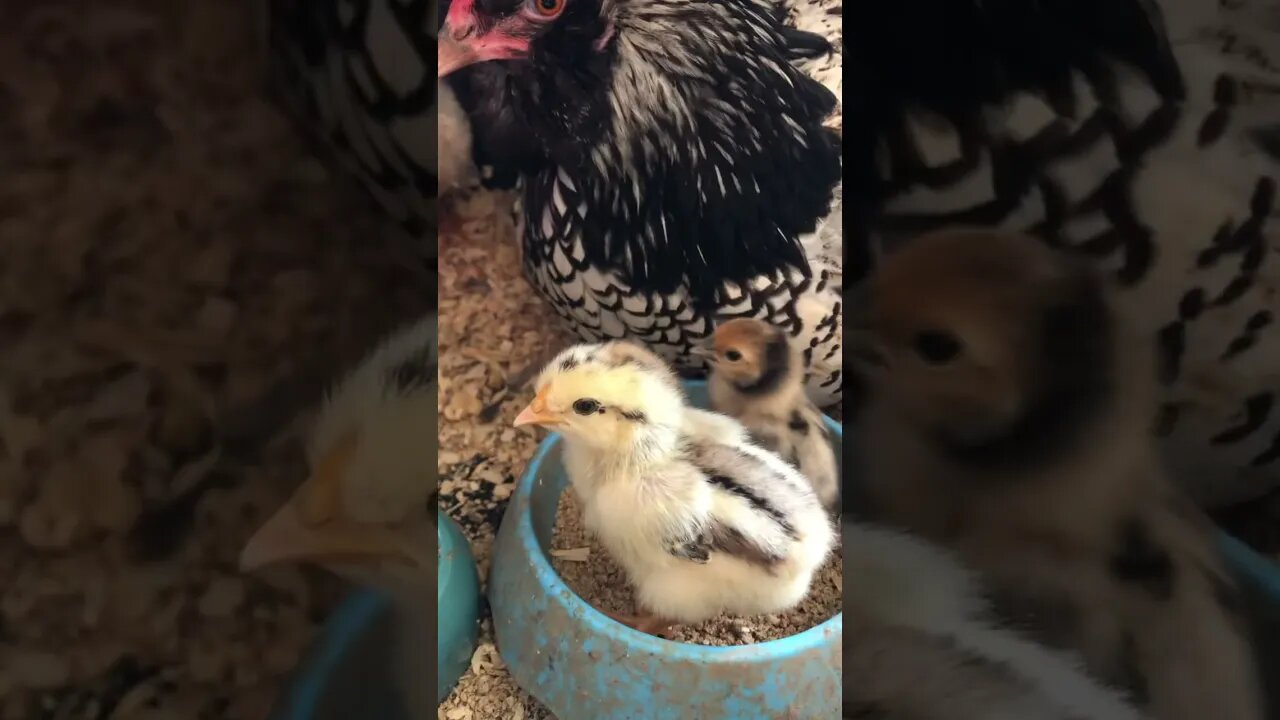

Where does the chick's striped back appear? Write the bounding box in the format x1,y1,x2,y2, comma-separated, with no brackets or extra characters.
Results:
674,408,834,572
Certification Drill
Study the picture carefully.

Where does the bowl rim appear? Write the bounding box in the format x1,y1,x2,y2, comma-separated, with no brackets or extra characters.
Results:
509,379,843,659
437,508,475,603
1220,533,1280,599
276,589,387,720
436,510,481,703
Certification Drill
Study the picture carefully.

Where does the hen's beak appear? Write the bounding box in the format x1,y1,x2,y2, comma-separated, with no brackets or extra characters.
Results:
439,31,481,77
513,387,562,428
240,434,428,572
439,5,538,78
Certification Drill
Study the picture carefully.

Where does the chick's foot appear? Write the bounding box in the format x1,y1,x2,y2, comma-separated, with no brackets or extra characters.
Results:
633,614,677,638
599,607,677,638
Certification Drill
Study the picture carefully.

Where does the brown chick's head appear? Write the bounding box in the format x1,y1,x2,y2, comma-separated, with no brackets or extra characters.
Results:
707,318,796,396
515,341,685,453
865,229,1116,471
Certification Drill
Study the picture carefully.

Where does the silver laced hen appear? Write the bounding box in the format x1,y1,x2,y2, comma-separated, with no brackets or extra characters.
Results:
439,0,846,406
264,0,846,406
843,0,1280,507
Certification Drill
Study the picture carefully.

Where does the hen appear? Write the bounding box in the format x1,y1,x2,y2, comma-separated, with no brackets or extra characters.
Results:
846,0,1280,505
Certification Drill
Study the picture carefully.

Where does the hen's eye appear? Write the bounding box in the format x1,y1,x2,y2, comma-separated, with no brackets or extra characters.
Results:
573,398,601,415
914,331,962,365
530,0,565,17
724,349,742,362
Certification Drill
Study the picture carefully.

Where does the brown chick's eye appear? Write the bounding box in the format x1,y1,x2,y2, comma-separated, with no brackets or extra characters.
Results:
531,0,564,17
724,350,742,362
573,398,601,415
914,331,962,365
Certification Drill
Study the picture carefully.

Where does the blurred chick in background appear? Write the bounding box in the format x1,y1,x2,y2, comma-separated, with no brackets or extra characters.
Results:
703,318,839,511
842,521,1142,720
435,0,474,198
436,79,477,228
844,0,1280,508
857,229,1264,720
514,341,834,637
240,314,438,718
436,0,526,235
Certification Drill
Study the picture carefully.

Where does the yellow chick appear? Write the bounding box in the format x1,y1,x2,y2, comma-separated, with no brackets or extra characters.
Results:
240,314,438,717
515,341,835,636
842,519,1142,720
857,229,1264,720
703,318,839,511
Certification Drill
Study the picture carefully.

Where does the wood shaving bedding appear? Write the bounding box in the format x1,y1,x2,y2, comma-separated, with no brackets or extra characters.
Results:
0,1,433,718
437,190,566,719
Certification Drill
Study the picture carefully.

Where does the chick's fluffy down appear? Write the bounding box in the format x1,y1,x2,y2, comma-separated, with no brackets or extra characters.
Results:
436,80,475,194
584,408,835,623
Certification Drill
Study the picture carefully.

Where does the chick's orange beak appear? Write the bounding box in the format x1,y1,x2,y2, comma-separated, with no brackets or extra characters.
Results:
240,435,427,572
239,496,419,571
513,388,561,428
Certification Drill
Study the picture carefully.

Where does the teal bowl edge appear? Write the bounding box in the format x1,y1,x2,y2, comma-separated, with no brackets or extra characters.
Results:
263,512,482,720
268,590,387,720
437,509,481,704
1220,533,1280,599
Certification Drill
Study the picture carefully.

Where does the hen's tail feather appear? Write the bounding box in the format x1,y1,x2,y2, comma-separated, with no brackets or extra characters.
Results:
780,26,831,61
1254,125,1280,163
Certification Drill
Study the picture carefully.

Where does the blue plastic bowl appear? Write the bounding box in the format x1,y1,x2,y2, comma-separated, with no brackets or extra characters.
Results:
263,510,480,720
486,381,842,720
438,509,481,702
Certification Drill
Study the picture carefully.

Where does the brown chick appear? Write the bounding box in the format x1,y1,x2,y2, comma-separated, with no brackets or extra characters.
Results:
857,228,1265,720
703,318,839,510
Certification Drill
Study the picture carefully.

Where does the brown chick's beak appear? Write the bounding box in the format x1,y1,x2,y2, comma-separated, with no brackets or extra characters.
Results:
513,388,561,428
848,335,891,372
439,32,480,77
689,347,715,360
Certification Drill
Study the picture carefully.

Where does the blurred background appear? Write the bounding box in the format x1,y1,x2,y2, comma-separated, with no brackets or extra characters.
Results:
0,1,434,717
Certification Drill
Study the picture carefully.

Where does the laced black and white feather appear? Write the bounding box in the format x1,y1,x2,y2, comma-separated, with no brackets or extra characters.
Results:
511,0,845,405
845,0,1280,505
262,0,453,247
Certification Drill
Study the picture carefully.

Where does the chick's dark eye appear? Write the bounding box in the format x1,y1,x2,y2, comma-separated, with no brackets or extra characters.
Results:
724,350,742,362
914,331,962,365
572,398,601,415
530,0,565,17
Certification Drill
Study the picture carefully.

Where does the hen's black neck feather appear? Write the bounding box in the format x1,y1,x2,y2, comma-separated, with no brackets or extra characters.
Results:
447,63,544,189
